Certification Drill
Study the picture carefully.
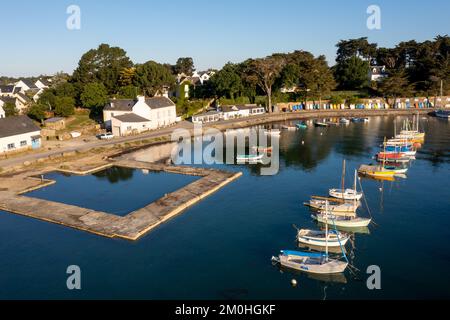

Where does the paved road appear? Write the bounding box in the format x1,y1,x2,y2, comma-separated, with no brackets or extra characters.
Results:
0,108,434,169
0,121,194,169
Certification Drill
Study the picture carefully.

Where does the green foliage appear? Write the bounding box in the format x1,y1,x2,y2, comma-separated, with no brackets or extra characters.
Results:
334,56,369,90
54,97,75,117
72,43,133,94
80,82,108,109
210,63,243,99
27,103,47,121
54,82,76,98
133,61,175,96
3,102,18,117
175,99,206,117
117,85,138,99
38,89,57,110
174,57,194,75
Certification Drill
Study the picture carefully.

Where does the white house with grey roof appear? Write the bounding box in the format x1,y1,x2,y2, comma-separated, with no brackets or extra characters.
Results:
0,101,5,118
103,96,177,136
0,116,41,154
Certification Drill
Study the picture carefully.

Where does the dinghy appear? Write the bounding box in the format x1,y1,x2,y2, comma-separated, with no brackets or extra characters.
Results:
236,154,263,163
264,129,281,136
281,125,297,131
314,121,328,127
296,122,308,129
297,229,349,247
339,118,350,124
435,109,450,119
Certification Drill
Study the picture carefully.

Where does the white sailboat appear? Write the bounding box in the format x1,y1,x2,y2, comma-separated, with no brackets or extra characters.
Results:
329,161,363,201
273,208,348,274
297,229,349,247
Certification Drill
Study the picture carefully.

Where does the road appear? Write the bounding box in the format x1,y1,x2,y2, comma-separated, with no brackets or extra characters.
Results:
0,108,434,169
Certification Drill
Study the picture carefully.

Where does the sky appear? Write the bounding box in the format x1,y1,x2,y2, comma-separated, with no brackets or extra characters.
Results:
0,0,449,77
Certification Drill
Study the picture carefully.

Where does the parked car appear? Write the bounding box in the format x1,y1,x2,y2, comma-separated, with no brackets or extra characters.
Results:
97,133,114,140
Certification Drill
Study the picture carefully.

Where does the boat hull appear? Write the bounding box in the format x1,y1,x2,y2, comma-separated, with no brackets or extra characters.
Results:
312,214,371,228
329,188,363,201
278,254,348,274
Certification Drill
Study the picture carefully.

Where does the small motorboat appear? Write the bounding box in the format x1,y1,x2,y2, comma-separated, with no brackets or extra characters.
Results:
314,121,328,127
251,146,272,153
296,122,308,129
339,118,350,125
435,109,450,119
264,129,281,136
281,125,298,131
236,154,264,163
351,117,369,123
384,145,417,157
297,229,349,247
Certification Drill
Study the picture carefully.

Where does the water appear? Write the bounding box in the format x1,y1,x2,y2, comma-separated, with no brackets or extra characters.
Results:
26,167,200,216
0,116,449,299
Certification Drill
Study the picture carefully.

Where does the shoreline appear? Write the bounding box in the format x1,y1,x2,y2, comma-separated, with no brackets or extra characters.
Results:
0,108,437,172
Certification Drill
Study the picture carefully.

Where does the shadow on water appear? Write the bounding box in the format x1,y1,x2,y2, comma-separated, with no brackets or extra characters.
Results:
93,166,134,183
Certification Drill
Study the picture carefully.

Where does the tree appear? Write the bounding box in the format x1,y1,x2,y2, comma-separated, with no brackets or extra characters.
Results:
38,89,57,110
210,63,243,99
3,102,18,117
80,83,109,110
174,57,194,75
378,70,412,105
117,85,139,99
133,61,175,96
334,56,369,90
54,97,75,117
54,82,76,98
72,43,133,94
118,67,136,87
248,56,285,112
27,103,47,121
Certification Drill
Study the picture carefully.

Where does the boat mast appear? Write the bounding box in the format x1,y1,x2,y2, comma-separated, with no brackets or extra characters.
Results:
341,159,346,193
325,201,329,260
353,170,357,209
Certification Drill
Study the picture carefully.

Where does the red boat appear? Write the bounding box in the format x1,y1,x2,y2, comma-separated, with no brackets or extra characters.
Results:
377,152,410,163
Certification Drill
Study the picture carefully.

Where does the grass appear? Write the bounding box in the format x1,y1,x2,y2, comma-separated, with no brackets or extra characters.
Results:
64,110,97,132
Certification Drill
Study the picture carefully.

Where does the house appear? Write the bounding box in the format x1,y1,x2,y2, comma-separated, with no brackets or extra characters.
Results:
0,85,15,97
0,101,5,118
0,96,28,114
220,104,265,120
111,113,152,137
103,96,177,136
15,79,39,92
0,116,41,154
44,117,66,130
191,104,265,123
198,70,216,85
369,65,387,82
35,78,51,90
192,111,222,124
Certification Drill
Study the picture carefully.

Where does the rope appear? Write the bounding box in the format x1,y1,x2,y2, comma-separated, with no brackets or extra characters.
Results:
357,176,378,227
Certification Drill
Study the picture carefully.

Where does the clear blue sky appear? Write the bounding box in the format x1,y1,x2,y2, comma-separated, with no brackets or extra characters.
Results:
1,0,449,77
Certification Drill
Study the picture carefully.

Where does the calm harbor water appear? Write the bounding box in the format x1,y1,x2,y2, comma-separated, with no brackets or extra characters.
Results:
0,115,449,299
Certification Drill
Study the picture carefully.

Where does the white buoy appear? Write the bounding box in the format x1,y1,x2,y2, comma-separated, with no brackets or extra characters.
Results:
291,279,297,287
302,140,305,145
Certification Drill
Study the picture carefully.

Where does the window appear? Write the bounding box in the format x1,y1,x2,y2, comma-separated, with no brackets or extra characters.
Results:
7,143,15,150
20,140,27,147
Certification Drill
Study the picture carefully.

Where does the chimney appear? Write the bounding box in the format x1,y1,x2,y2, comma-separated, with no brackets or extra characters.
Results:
137,95,145,103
